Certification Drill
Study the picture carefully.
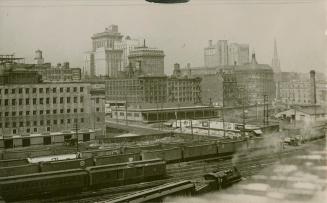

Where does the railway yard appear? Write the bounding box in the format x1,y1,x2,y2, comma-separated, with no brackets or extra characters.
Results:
0,122,325,203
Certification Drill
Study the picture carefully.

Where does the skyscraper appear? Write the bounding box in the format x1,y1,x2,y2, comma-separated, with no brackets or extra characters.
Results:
271,38,281,73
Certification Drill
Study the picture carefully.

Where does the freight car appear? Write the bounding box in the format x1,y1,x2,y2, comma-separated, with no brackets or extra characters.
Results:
0,159,167,201
0,169,88,201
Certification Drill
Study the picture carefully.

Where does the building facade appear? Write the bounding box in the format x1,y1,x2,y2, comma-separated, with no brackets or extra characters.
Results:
0,65,104,148
128,46,165,76
105,75,201,106
234,53,275,105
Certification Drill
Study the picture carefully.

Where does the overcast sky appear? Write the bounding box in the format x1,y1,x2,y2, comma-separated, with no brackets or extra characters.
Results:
0,0,326,74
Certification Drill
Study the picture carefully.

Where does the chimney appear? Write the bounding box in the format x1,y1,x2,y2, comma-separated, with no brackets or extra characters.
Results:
310,70,316,104
209,40,213,46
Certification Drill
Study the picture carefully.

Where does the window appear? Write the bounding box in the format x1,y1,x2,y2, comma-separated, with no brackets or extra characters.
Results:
33,121,37,126
53,110,57,114
60,97,64,104
19,88,22,94
13,129,17,134
40,110,44,115
67,97,70,103
67,119,71,124
0,123,2,128
12,122,16,127
33,98,37,105
46,88,49,93
5,123,9,128
4,99,8,106
96,108,100,112
12,112,16,116
39,98,43,104
81,118,84,123
19,99,23,105
26,128,30,133
33,88,36,93
47,120,51,125
19,122,24,127
97,117,100,122
80,87,84,92
73,87,77,92
26,121,30,126
26,111,30,115
96,98,99,103
19,111,23,116
39,88,43,93
60,109,64,114
34,128,37,132
52,87,56,93
80,96,84,103
66,87,70,92
53,120,57,125
40,120,44,126
67,109,71,113
12,89,15,94
74,118,78,123
46,98,50,104
12,99,16,105
4,89,8,94
46,110,50,114
60,88,63,93
60,119,64,124
25,98,30,105
53,97,57,104
74,97,77,103
74,108,77,113
80,108,84,113
33,111,37,115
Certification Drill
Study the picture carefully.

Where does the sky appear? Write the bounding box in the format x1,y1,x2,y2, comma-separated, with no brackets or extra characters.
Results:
0,0,326,74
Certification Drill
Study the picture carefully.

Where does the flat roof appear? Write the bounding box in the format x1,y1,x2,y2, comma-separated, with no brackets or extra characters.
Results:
27,154,77,163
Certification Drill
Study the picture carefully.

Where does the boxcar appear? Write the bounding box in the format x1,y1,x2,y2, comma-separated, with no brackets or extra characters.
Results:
0,169,88,201
0,164,39,177
87,159,166,188
141,148,182,163
94,153,141,166
217,141,235,155
0,158,29,168
143,160,166,181
182,143,217,160
81,148,121,158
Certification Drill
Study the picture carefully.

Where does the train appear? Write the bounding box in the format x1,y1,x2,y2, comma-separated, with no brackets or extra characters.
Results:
0,159,166,201
203,166,242,190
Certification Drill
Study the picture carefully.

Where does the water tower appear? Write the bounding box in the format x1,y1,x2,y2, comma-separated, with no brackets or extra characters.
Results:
34,49,44,65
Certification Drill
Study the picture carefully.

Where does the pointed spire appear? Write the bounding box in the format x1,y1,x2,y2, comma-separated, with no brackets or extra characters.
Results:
272,38,281,72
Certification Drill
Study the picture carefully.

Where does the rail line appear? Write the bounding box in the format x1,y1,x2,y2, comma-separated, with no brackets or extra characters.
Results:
19,139,325,203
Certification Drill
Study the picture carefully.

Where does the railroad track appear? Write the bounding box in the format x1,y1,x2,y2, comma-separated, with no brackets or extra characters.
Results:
19,139,325,203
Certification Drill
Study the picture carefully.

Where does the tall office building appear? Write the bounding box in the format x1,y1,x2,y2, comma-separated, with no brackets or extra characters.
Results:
204,40,249,67
85,25,124,77
128,43,165,76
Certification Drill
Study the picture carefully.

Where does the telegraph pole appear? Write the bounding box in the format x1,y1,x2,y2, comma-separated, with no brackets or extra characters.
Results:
242,88,246,137
222,78,226,138
74,117,79,153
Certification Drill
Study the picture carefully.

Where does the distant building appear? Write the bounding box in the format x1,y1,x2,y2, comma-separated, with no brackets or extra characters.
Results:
128,44,165,76
118,36,143,68
85,25,124,77
275,105,327,122
204,40,249,67
234,53,275,105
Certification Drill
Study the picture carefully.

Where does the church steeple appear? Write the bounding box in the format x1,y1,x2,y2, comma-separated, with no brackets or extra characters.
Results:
272,38,281,72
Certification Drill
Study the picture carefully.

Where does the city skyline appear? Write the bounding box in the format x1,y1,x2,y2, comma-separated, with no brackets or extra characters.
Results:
0,0,326,74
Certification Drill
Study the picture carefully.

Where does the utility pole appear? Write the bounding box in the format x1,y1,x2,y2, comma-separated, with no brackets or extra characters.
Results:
222,78,226,138
74,117,79,153
263,95,269,126
125,94,128,126
242,88,246,137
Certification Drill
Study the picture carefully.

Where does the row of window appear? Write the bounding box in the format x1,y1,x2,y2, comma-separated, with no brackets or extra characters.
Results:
0,118,86,129
0,87,85,95
0,96,84,106
0,108,85,117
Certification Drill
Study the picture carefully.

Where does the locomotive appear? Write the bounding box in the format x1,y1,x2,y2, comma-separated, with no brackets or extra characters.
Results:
204,166,242,190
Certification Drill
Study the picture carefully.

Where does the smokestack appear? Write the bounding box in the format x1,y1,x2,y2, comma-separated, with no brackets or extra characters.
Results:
310,70,316,104
209,40,213,46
